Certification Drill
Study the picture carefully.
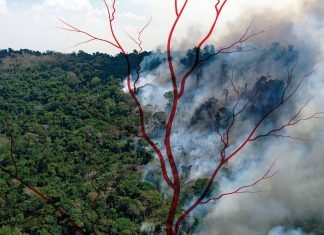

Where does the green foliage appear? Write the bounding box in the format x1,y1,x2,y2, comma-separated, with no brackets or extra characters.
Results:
192,178,210,196
0,49,165,234
179,178,218,206
0,226,26,235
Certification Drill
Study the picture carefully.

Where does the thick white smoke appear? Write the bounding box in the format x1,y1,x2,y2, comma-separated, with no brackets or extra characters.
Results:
125,0,324,234
269,226,314,235
196,1,324,234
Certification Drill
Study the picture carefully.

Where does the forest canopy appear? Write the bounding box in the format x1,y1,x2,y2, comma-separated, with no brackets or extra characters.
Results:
0,49,167,235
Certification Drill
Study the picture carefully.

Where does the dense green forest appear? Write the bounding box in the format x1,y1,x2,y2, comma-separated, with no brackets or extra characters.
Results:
0,48,323,235
0,49,167,235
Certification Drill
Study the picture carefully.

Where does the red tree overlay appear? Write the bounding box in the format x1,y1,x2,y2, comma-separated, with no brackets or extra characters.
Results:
1,1,322,235
59,0,324,234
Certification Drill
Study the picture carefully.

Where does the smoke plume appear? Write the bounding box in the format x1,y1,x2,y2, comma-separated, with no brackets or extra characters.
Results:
126,0,324,234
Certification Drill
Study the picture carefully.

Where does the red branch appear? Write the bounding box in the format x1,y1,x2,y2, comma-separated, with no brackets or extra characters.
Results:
125,18,152,91
216,76,258,161
200,160,278,204
174,0,179,16
90,1,173,190
177,0,228,99
199,21,269,64
250,98,324,141
57,17,119,49
174,68,321,234
59,1,323,234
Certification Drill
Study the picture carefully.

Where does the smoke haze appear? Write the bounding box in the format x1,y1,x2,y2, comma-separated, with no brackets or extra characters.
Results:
124,0,324,234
